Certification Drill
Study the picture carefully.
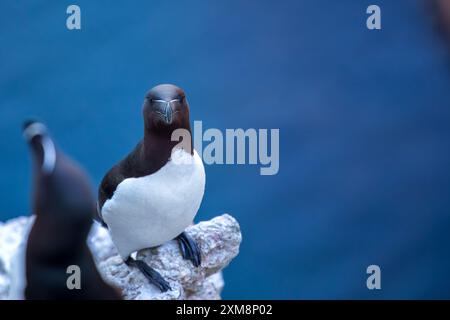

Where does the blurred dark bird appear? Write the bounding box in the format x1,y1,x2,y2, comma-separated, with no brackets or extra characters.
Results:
18,121,121,300
432,0,450,45
97,84,205,292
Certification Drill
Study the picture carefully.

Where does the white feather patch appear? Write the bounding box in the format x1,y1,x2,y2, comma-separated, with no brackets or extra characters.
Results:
101,149,206,259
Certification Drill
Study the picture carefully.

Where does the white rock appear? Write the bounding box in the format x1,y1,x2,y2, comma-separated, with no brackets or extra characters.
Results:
0,214,241,300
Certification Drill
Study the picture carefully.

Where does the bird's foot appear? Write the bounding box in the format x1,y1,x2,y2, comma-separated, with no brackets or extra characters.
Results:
176,231,202,267
126,257,171,292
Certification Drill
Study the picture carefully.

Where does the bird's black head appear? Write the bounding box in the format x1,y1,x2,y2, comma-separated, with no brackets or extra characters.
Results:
22,121,95,229
23,120,56,176
142,84,191,134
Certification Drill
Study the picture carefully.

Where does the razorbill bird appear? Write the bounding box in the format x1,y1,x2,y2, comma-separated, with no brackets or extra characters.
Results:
97,84,205,292
18,121,121,299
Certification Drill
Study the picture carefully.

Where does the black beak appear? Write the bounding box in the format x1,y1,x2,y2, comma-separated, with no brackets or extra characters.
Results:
23,120,47,142
22,120,56,175
161,102,173,124
150,99,175,124
23,119,39,132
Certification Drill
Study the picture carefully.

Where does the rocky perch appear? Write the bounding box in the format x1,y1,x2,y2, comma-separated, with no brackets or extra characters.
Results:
0,214,241,300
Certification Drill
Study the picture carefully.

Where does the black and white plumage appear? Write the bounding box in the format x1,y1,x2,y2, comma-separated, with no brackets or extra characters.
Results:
97,84,205,291
12,121,121,300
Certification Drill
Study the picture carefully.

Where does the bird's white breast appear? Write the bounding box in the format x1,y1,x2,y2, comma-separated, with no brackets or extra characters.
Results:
101,148,205,259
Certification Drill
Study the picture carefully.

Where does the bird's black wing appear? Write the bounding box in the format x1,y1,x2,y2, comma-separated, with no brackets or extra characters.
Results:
96,165,126,227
